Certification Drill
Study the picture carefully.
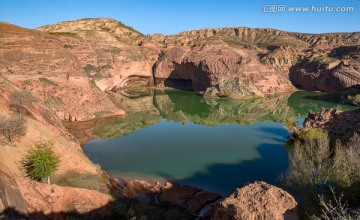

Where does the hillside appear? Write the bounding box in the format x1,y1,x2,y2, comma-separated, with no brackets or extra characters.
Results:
33,18,360,99
0,75,112,217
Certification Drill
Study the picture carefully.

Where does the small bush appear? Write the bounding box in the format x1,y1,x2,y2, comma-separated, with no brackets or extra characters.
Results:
22,141,60,184
285,117,299,133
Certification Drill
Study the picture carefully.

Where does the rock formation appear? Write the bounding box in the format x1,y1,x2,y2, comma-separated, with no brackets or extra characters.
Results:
303,108,360,143
212,181,298,220
1,18,359,118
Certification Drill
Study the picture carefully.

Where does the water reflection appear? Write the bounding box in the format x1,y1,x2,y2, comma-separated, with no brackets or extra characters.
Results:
88,90,353,140
69,90,355,196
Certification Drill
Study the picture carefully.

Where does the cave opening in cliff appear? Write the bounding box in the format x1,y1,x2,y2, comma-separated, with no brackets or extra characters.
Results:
163,79,193,91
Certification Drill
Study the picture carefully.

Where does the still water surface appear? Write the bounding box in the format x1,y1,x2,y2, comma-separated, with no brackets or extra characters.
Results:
83,90,354,195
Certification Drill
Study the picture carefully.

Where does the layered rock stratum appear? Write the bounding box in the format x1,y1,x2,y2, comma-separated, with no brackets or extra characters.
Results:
1,18,359,120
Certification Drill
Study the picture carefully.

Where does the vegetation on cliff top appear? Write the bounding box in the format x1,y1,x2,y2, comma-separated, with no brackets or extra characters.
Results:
281,128,360,219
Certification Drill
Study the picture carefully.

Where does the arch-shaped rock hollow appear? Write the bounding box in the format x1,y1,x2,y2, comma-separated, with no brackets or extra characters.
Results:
154,61,212,92
119,75,152,88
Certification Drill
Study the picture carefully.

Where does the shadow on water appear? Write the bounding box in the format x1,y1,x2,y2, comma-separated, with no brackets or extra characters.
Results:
156,142,289,196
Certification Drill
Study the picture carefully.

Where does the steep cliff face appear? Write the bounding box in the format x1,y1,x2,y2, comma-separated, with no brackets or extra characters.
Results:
150,27,360,94
36,18,161,93
152,44,294,98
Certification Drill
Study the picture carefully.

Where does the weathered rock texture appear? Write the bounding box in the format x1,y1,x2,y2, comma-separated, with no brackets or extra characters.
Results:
212,181,298,220
0,169,28,218
1,18,359,115
151,27,360,94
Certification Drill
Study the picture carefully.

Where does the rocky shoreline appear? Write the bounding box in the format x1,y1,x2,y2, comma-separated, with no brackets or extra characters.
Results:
109,177,299,219
114,177,222,217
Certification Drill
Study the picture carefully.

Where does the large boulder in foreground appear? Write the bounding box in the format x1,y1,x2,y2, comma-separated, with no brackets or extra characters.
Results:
212,181,298,220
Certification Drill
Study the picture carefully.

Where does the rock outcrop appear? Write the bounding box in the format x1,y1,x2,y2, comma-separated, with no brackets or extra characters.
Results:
153,44,294,98
303,108,360,143
212,181,298,220
0,169,28,218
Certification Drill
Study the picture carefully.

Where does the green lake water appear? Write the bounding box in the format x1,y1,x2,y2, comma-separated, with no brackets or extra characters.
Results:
83,90,355,195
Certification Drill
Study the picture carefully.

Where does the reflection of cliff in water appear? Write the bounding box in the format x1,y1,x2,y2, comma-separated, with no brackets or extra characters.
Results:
154,90,294,125
65,89,355,143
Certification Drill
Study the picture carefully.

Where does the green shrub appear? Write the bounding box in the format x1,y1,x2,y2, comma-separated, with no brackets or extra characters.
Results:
285,117,299,133
22,141,60,184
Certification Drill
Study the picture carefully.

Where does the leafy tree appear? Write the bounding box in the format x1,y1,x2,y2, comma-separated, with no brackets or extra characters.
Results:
22,141,60,184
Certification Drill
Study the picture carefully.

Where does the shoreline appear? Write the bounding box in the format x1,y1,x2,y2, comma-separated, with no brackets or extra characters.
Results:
112,176,223,216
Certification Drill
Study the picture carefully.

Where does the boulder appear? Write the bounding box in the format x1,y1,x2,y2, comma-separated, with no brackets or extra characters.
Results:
212,181,298,220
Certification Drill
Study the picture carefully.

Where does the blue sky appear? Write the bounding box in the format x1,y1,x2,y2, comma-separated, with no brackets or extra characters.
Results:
0,0,359,34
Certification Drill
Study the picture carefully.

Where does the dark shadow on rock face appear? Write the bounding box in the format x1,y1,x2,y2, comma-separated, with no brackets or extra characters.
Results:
156,143,289,196
163,62,212,92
